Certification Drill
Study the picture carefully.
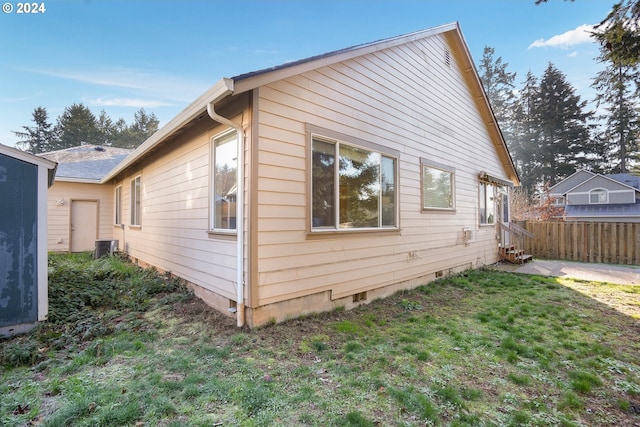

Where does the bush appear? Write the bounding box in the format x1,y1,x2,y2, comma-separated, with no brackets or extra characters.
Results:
0,253,187,367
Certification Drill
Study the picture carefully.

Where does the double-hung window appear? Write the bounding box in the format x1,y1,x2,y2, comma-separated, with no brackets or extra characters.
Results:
130,176,141,226
211,130,238,231
421,159,455,210
311,134,397,230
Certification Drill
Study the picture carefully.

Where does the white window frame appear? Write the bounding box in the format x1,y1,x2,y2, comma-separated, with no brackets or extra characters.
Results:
479,181,495,225
130,176,141,226
420,158,455,211
309,131,398,232
589,188,608,204
114,185,122,225
210,129,238,233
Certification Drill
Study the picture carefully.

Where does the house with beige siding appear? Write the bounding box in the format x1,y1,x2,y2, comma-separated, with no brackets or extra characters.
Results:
98,22,519,327
39,145,132,252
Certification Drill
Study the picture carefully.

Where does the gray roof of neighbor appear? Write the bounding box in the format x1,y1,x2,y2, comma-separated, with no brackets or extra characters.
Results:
39,145,133,181
608,173,640,190
565,201,640,218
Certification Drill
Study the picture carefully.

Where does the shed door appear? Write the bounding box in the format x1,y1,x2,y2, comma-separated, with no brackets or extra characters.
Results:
0,154,38,328
70,200,98,252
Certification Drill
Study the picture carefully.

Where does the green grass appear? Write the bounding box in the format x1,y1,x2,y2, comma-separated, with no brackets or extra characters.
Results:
1,255,639,426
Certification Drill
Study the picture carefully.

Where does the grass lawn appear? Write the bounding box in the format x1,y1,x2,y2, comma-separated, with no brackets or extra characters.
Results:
1,253,639,426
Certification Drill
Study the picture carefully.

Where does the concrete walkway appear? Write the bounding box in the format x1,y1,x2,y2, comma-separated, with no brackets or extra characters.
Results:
502,259,640,285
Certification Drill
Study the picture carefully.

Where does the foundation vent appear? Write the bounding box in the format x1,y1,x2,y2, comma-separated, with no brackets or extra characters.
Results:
353,291,367,303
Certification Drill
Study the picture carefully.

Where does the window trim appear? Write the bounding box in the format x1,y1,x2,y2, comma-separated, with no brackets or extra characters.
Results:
307,124,399,233
114,185,122,225
130,175,141,227
479,181,495,226
209,129,239,234
589,188,608,204
420,158,456,211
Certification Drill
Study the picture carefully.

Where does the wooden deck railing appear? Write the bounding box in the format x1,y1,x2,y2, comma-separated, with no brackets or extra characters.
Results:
497,221,534,252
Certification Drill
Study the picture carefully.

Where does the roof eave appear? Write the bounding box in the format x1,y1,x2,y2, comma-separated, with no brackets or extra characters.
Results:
443,25,520,186
232,22,460,95
101,78,234,183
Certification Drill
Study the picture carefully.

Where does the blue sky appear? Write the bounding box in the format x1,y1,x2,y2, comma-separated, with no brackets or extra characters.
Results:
0,0,614,149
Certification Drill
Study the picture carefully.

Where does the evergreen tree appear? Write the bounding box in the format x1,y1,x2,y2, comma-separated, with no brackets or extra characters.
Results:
12,106,56,154
511,72,542,190
128,109,159,148
53,103,100,150
478,46,518,151
96,110,116,146
592,34,640,173
536,64,593,186
593,0,640,66
510,66,594,191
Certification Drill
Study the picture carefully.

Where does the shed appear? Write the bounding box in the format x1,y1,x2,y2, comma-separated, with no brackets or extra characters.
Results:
0,143,57,337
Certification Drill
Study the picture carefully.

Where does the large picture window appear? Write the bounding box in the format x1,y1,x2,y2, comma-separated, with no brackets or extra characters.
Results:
130,176,141,226
421,159,454,210
311,135,396,230
211,130,238,231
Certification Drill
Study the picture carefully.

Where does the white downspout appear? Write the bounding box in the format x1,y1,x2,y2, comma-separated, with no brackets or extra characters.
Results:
207,97,245,328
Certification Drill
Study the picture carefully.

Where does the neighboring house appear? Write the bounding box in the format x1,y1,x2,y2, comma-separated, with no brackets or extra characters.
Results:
95,22,518,327
549,170,640,222
39,145,133,252
0,143,57,337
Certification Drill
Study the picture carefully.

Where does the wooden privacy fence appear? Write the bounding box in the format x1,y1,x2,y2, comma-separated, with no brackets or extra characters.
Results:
523,221,640,265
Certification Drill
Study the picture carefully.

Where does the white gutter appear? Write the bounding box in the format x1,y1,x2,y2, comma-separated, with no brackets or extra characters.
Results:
102,78,235,183
206,80,246,328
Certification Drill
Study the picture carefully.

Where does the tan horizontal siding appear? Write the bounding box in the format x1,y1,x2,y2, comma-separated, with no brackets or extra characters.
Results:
46,181,114,252
254,33,505,305
110,121,242,301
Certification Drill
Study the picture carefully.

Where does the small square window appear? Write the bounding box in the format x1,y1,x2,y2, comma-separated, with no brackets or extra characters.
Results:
421,159,455,210
589,189,607,204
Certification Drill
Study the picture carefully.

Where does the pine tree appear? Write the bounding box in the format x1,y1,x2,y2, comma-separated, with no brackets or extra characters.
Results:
53,103,100,150
511,72,542,190
592,37,640,173
478,46,517,151
536,64,593,186
593,0,640,66
96,110,116,146
12,106,56,154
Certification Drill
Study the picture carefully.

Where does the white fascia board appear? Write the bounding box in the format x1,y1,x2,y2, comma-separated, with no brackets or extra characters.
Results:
234,23,459,95
102,78,234,183
0,143,57,170
54,177,102,184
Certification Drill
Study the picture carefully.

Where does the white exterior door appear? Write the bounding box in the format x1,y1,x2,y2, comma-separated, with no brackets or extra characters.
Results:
70,200,98,252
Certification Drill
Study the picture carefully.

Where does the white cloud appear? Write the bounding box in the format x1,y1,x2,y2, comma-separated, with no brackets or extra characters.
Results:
23,67,147,89
86,97,172,108
528,24,596,49
19,66,209,103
